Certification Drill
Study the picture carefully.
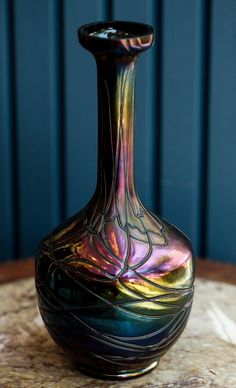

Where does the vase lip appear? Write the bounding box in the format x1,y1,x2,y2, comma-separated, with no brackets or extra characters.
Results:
78,20,154,55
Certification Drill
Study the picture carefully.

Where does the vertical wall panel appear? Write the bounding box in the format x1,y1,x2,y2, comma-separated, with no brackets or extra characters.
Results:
113,0,158,210
160,0,206,253
48,0,64,225
206,0,236,263
64,0,106,217
0,1,15,261
14,0,61,256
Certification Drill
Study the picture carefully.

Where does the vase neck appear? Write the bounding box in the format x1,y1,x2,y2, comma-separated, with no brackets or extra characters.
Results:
78,21,154,211
95,55,138,202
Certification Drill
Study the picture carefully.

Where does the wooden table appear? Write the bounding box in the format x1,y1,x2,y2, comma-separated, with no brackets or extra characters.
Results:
0,258,235,387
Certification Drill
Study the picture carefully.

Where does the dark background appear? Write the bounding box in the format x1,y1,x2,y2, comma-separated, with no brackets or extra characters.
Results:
0,0,235,263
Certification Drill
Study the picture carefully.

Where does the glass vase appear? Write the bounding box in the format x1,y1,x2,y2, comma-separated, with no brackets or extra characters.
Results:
35,21,194,380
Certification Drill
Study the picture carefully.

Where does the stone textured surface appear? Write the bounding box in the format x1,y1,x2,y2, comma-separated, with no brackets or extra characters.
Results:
0,277,235,387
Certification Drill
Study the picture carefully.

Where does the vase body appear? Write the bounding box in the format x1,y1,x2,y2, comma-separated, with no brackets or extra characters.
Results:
35,21,194,380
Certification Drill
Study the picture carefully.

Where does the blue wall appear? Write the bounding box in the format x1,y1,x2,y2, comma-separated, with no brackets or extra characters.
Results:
0,0,236,263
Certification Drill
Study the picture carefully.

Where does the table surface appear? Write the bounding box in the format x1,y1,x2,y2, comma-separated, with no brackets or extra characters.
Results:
0,258,236,387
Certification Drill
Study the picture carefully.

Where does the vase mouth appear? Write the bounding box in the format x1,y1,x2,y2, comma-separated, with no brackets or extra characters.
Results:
78,21,154,55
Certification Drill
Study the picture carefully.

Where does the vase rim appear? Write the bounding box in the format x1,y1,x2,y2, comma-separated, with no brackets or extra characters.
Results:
78,20,154,55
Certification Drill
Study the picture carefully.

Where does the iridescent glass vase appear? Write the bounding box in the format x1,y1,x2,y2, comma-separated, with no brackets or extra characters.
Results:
35,21,194,380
